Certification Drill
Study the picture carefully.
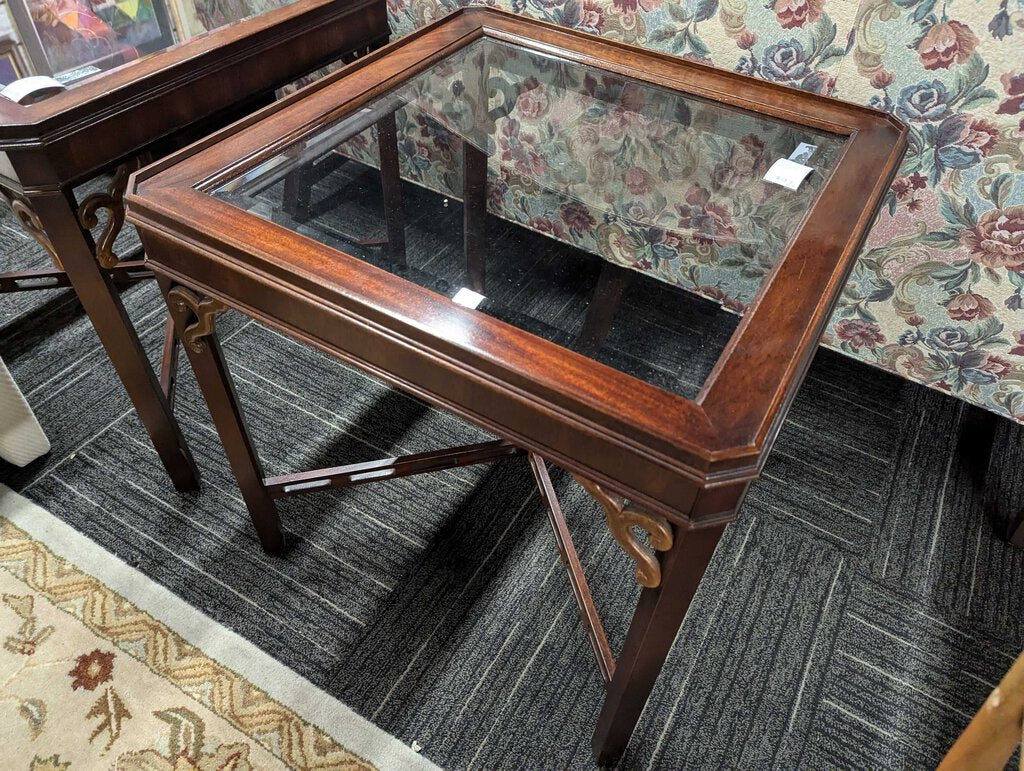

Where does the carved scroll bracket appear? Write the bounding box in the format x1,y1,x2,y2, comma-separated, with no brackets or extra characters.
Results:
0,190,62,270
78,159,144,269
574,475,673,589
166,285,228,354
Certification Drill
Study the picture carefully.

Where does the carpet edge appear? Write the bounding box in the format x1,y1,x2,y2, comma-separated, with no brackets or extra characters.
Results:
0,482,437,771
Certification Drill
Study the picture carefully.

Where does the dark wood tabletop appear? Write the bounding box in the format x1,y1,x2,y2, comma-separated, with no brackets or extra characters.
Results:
0,0,386,185
126,8,907,522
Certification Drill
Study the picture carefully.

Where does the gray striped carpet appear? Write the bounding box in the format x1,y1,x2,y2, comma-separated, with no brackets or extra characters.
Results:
2,188,1023,769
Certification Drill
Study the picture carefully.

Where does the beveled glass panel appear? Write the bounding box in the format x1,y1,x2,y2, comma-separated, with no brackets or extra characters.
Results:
213,38,847,399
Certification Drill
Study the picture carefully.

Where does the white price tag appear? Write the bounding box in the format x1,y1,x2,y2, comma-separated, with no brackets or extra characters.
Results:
0,76,65,104
55,65,101,84
452,287,486,309
763,158,814,191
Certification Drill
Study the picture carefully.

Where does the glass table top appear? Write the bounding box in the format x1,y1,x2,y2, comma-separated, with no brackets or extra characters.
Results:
0,0,297,89
213,38,847,399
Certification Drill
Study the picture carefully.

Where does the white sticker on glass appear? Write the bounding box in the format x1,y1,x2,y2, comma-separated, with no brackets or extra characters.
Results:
763,158,814,191
452,287,486,309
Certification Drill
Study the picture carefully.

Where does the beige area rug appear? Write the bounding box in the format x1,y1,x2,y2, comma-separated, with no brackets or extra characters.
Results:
0,483,436,770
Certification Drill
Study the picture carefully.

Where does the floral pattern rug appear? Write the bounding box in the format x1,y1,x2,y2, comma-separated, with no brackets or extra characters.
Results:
383,0,1024,422
0,484,434,771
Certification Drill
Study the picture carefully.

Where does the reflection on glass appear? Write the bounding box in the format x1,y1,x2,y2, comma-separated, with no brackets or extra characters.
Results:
1,0,296,85
214,39,847,399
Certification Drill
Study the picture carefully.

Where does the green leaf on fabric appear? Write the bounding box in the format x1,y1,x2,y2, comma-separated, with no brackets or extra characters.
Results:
1004,390,1024,420
693,0,719,22
819,46,846,68
973,316,1004,344
990,173,1015,208
938,192,973,230
647,26,678,44
867,280,895,302
960,87,998,110
950,54,989,107
688,29,710,57
665,2,691,23
920,231,960,247
963,198,977,226
857,306,879,323
911,0,937,23
806,16,837,60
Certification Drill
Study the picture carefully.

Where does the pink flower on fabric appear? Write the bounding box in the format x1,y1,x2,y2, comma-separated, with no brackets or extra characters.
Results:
624,167,654,195
774,0,824,29
960,205,1024,270
996,72,1024,115
945,292,996,321
835,319,885,350
917,21,978,70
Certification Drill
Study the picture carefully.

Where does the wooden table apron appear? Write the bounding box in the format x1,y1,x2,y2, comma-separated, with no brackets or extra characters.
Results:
124,8,907,763
0,0,388,489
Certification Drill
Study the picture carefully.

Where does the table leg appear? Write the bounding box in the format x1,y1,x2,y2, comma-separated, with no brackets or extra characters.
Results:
282,164,314,223
463,140,488,294
957,404,1022,546
159,279,285,555
577,261,633,356
592,517,727,765
377,112,407,265
21,186,199,491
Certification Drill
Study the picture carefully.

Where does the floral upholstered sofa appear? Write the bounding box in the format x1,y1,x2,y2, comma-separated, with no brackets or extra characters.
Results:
377,0,1024,421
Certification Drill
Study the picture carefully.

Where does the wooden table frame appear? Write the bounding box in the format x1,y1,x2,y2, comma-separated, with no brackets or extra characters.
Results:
125,9,907,763
0,0,388,488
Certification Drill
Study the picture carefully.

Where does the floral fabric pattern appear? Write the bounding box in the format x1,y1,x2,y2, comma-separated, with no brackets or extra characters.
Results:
827,0,1024,417
398,41,842,306
342,39,843,310
381,0,1024,420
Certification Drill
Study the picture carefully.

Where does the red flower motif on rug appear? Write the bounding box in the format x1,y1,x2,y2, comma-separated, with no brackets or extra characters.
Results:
68,649,115,691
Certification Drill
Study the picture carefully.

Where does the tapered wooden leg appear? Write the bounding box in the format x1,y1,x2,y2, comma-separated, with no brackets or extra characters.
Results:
578,261,633,355
282,164,314,223
281,153,348,224
463,141,488,294
592,519,727,766
939,649,1024,770
23,187,199,491
377,112,407,265
158,278,285,555
957,404,1023,546
959,403,997,487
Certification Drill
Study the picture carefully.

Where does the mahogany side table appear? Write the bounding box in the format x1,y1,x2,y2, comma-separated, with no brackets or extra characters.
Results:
125,9,906,763
0,0,387,488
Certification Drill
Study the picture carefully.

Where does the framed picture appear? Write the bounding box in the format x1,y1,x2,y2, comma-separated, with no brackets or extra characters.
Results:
6,0,177,79
0,39,26,84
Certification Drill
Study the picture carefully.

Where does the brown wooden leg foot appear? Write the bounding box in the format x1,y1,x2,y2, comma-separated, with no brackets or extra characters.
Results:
159,278,285,555
592,520,727,766
24,187,200,492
